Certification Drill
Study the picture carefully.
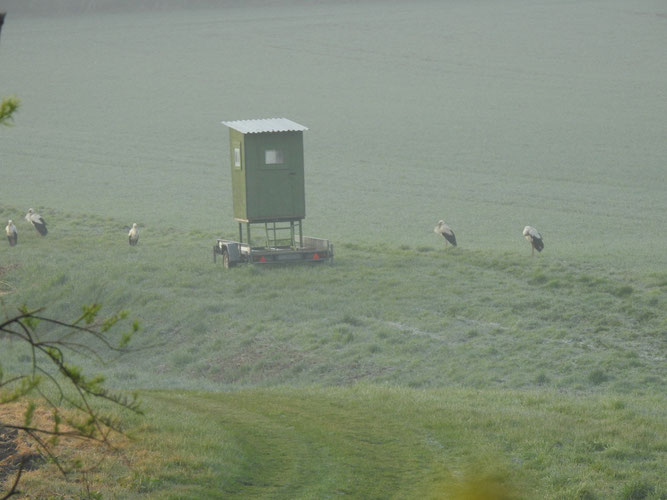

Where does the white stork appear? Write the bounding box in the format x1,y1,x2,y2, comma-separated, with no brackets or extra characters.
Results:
5,219,17,246
523,225,544,256
25,208,47,236
434,220,457,247
128,223,139,246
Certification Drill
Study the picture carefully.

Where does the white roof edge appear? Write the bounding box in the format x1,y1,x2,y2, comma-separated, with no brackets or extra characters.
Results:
221,117,308,134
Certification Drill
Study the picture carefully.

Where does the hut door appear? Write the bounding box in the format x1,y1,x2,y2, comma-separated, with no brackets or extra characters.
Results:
259,170,297,217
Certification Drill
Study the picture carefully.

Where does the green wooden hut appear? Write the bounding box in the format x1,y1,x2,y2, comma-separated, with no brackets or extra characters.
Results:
222,118,308,247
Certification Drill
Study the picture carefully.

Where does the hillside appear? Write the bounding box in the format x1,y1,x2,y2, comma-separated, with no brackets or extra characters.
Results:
1,0,666,269
2,208,665,497
1,206,665,396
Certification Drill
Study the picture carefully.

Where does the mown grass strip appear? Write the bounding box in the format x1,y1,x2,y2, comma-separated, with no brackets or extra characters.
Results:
99,386,666,499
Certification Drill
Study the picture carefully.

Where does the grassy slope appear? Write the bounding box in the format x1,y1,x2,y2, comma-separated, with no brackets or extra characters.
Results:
129,387,666,499
13,388,667,499
1,206,665,396
1,1,666,270
1,207,666,497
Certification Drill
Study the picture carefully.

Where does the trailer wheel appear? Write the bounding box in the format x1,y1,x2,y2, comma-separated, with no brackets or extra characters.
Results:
222,249,234,269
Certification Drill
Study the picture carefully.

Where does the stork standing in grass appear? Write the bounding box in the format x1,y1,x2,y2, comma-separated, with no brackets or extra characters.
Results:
434,220,457,247
523,225,544,256
128,223,139,246
25,208,47,236
5,219,17,246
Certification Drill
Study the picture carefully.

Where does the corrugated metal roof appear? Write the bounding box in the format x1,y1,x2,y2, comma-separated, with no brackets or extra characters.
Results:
221,118,308,134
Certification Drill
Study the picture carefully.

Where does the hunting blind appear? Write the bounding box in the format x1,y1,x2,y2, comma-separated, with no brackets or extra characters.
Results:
215,117,332,266
222,118,308,248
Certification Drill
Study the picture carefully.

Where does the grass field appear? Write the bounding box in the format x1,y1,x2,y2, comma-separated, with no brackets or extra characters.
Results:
1,209,665,395
1,209,665,498
8,387,667,499
1,0,666,498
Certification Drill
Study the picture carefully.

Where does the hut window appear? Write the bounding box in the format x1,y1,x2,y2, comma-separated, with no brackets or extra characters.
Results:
264,149,284,165
234,147,241,169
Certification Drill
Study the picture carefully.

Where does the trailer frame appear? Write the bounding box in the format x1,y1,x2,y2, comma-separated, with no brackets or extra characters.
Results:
213,220,333,268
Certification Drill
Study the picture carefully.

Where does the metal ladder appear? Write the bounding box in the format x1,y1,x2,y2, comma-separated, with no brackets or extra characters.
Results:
238,220,304,249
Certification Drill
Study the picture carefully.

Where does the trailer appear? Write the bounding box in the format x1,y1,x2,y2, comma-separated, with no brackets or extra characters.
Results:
214,118,332,268
213,221,333,268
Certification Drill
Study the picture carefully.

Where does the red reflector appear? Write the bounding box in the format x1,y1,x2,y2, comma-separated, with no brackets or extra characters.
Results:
259,256,266,263
312,253,320,260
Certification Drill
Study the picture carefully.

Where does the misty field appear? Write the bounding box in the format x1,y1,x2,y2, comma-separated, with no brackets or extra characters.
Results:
1,0,666,498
